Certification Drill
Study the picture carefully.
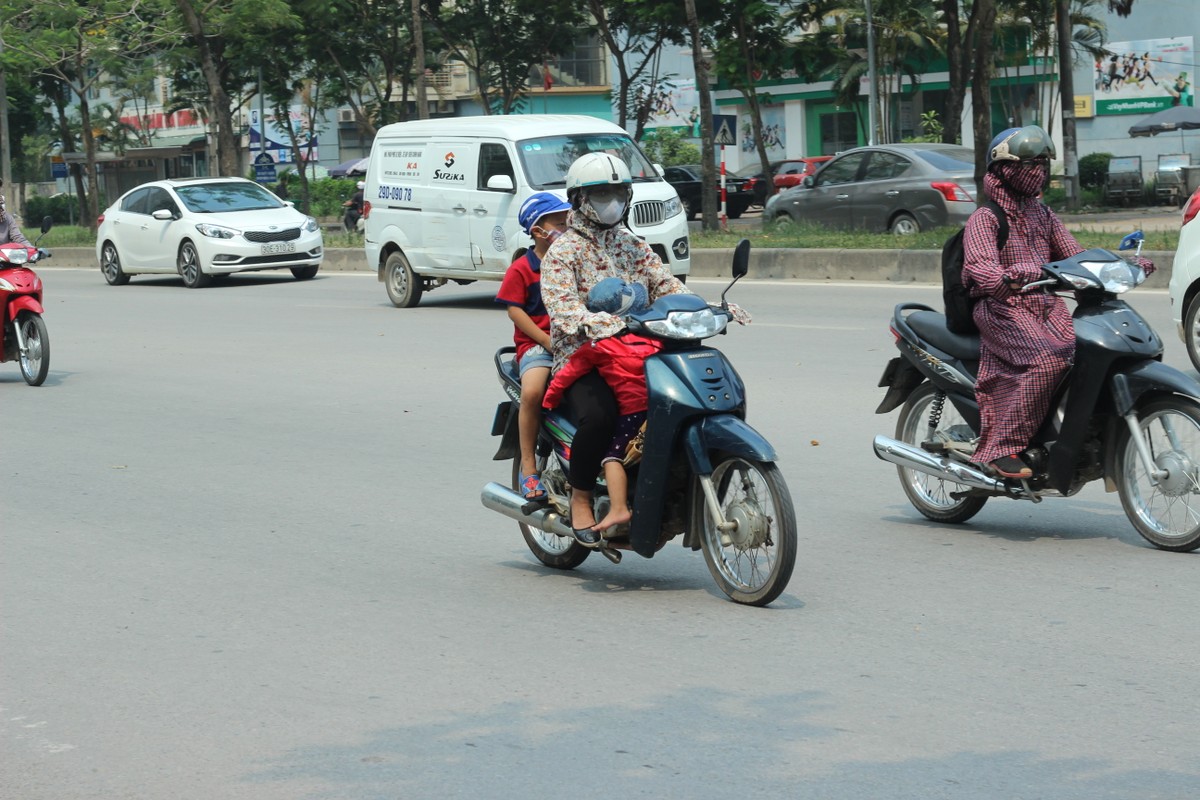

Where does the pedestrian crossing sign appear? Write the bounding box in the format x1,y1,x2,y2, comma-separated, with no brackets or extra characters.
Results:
714,115,737,146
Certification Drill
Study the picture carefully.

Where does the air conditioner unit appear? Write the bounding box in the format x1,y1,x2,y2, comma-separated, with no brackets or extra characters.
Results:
338,109,355,124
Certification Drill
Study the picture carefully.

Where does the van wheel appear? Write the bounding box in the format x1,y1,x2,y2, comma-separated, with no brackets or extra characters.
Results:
384,251,423,308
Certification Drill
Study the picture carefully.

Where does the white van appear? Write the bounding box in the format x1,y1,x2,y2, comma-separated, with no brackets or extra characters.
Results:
362,115,691,307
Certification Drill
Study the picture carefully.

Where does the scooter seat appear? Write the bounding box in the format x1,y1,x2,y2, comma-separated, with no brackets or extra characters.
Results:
907,310,981,361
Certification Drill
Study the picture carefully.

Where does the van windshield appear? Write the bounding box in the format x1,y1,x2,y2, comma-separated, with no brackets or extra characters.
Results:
516,134,660,189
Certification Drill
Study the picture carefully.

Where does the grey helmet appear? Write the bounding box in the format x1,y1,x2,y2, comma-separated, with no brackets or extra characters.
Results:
987,125,1056,169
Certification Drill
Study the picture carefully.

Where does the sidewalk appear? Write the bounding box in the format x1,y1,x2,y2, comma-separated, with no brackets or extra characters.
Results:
1058,204,1183,233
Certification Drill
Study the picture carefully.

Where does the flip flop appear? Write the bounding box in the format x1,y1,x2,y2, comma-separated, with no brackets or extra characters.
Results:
519,470,546,500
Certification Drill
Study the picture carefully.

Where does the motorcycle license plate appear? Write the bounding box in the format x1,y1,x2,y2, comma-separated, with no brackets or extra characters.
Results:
260,242,295,255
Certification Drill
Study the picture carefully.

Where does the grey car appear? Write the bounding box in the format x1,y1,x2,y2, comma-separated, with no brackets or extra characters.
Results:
763,143,979,234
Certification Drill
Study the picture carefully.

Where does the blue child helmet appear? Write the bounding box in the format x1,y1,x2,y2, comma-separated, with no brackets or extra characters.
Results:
587,277,650,315
518,191,572,236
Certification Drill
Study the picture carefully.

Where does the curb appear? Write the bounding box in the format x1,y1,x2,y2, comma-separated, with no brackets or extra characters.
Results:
37,246,1176,288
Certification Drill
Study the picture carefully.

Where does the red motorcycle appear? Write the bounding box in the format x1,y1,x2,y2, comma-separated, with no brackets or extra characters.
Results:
0,216,53,386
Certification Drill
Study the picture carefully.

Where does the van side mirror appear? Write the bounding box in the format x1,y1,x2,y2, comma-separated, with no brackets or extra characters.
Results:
486,174,515,192
653,163,665,177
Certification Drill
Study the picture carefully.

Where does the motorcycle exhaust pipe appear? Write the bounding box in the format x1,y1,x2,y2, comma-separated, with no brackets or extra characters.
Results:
872,435,1009,493
481,482,576,539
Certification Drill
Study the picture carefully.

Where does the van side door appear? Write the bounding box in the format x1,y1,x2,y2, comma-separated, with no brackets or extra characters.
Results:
422,139,477,271
468,141,520,275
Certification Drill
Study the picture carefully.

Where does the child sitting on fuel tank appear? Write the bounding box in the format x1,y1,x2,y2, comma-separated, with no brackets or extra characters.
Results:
542,278,662,540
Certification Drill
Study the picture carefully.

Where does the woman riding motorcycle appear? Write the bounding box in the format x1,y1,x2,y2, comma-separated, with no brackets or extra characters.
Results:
963,125,1153,479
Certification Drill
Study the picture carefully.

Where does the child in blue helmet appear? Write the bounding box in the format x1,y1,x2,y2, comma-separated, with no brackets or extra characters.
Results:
495,191,572,499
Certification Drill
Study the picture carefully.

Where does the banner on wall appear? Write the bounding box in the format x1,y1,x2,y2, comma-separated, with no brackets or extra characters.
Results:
643,79,699,133
248,109,320,164
1092,36,1193,115
739,108,785,157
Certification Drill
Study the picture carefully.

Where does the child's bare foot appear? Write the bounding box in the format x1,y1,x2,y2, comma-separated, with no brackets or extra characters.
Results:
593,506,632,532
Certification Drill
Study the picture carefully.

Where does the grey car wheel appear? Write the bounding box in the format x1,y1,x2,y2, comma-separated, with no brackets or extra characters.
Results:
100,242,130,286
177,241,211,288
384,250,423,308
1184,294,1200,374
889,213,920,235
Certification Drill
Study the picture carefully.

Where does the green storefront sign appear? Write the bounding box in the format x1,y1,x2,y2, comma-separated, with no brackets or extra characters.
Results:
1097,96,1176,115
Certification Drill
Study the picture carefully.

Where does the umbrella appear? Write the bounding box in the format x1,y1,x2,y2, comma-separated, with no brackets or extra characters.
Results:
329,157,369,177
1128,104,1200,137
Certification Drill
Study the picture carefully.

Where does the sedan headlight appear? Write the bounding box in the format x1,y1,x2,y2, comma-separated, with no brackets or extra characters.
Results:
644,307,728,340
663,197,683,219
1079,260,1145,294
195,222,237,239
304,216,320,233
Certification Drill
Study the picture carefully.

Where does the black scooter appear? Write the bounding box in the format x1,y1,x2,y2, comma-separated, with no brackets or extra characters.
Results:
481,240,797,606
874,232,1200,552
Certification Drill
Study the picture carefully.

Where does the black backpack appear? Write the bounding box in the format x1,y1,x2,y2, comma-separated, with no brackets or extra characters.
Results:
941,200,1008,335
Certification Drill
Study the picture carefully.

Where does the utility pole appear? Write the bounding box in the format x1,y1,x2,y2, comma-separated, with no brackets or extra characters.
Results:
413,0,429,119
684,0,717,231
1056,0,1079,211
865,0,879,145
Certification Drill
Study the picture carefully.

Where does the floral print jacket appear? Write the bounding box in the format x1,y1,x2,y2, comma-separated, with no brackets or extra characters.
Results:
540,210,688,373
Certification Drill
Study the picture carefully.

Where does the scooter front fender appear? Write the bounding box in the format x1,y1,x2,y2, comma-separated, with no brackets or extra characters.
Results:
682,414,777,476
1110,359,1200,416
8,295,44,318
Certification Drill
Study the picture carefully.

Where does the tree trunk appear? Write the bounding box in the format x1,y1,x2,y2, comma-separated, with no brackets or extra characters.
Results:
941,0,964,144
413,0,429,119
176,0,240,177
971,0,997,191
684,0,716,231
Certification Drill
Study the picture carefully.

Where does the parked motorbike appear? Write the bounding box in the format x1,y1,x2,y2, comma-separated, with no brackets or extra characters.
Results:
481,240,797,606
874,231,1200,552
0,216,53,386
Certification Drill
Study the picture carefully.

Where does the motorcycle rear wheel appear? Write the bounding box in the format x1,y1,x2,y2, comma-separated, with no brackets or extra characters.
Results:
696,456,797,607
895,383,987,523
16,311,49,386
511,457,590,569
1116,397,1200,552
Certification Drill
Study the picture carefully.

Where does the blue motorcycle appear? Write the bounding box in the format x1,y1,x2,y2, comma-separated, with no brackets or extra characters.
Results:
482,240,797,606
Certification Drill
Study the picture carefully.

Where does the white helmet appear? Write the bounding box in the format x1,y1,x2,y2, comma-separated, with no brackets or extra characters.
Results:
566,153,632,194
356,180,365,190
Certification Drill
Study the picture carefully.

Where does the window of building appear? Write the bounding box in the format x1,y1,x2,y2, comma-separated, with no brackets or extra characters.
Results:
538,34,607,89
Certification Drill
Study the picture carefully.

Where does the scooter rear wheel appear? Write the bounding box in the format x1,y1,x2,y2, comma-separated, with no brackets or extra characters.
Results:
895,382,987,523
1116,396,1200,552
16,311,49,386
512,457,590,569
696,456,797,607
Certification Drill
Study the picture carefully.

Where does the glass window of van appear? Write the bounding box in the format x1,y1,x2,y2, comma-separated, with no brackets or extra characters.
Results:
516,134,659,189
479,143,515,191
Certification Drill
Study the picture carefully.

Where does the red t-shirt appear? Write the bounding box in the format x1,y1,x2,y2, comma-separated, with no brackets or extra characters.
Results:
495,250,549,361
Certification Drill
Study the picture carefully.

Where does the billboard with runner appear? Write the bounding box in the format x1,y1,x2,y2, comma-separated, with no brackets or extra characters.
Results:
1093,36,1193,115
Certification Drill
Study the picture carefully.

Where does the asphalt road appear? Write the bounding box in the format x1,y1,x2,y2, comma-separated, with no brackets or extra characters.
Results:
3,270,1198,799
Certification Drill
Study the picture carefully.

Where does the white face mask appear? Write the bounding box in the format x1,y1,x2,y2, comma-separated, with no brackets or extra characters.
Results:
590,196,626,226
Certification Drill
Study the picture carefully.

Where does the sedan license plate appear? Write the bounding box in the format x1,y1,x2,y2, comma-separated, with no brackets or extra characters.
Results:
261,242,295,255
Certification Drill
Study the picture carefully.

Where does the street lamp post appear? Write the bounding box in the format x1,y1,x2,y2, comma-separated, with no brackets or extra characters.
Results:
865,0,879,145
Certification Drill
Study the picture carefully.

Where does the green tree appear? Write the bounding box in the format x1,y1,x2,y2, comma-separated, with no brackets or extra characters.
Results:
436,0,585,114
1,0,168,227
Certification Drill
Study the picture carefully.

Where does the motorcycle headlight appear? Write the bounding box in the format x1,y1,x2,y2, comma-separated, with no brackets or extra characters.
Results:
644,307,728,340
195,222,237,239
1080,260,1144,294
2,248,28,265
663,196,683,219
304,216,320,233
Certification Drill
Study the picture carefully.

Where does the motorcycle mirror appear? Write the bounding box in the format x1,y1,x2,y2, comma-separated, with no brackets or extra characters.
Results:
41,216,53,234
721,238,751,308
1119,230,1144,251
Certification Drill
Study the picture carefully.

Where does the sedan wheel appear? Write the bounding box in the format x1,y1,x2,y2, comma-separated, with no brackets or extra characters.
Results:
100,242,130,286
177,241,211,288
889,213,920,235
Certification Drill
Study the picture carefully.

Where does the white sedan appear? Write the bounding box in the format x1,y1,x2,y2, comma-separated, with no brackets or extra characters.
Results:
1167,186,1200,369
96,177,323,288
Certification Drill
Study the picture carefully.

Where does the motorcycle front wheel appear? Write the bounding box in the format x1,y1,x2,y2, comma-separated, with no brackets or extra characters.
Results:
895,382,987,523
696,456,797,607
511,457,590,569
1116,397,1200,552
16,311,49,386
